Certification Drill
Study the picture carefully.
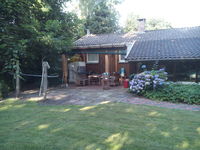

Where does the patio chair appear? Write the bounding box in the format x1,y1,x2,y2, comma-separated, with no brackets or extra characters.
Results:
76,74,88,86
110,72,120,86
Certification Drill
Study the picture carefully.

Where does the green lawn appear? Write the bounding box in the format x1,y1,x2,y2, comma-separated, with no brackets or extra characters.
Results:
0,99,199,150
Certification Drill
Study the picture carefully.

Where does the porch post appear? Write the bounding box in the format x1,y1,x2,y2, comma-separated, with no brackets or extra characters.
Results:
115,54,118,73
173,62,177,82
61,54,68,86
195,61,199,83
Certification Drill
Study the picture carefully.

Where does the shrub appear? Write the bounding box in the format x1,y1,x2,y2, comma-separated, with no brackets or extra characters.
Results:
143,83,200,105
129,68,168,94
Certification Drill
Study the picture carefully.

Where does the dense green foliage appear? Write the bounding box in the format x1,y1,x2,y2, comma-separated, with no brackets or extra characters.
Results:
85,1,119,34
0,0,82,93
79,0,122,18
0,99,199,150
124,13,172,32
78,0,122,34
143,83,200,105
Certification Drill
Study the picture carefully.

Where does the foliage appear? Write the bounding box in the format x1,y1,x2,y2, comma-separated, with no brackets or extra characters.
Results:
129,68,168,94
0,81,10,99
143,83,200,105
0,0,83,90
84,1,120,34
0,99,199,150
146,18,172,30
124,13,172,32
124,14,140,32
79,0,123,18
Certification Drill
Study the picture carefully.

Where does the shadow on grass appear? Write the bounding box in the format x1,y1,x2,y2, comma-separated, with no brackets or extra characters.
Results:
0,99,200,150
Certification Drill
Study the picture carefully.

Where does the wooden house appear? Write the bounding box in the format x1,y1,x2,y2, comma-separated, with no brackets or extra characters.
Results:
71,32,136,76
64,20,200,82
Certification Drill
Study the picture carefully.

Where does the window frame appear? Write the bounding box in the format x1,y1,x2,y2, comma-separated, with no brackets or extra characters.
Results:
86,53,99,64
119,54,126,63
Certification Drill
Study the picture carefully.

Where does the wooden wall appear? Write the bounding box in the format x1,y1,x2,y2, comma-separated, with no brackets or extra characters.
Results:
81,53,132,76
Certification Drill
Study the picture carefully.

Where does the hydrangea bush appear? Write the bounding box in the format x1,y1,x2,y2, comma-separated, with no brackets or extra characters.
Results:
129,68,168,94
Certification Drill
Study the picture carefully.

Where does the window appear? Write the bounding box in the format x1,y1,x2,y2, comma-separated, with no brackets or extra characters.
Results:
87,54,99,63
119,49,127,63
119,54,126,63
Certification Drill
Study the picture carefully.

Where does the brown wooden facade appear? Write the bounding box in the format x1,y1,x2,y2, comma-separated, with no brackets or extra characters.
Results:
81,53,132,76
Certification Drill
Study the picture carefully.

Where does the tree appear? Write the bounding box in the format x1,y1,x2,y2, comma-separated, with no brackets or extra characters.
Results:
78,0,122,18
124,14,140,32
0,0,83,91
124,13,172,32
146,19,172,30
84,1,119,34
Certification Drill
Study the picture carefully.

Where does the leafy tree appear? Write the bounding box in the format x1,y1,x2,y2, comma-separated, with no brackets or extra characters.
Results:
78,0,122,18
124,14,140,32
0,0,83,91
146,19,172,30
0,0,42,86
84,1,119,34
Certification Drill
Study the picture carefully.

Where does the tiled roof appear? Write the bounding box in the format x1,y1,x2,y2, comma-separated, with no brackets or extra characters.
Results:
127,26,200,61
73,26,200,61
73,32,136,49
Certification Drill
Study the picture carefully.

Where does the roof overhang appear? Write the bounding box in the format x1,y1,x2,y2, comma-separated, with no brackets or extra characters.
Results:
126,57,200,62
72,43,126,50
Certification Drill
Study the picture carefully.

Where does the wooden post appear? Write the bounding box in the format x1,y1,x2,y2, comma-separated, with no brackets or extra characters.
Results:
43,62,48,100
105,55,109,73
61,54,68,86
173,62,177,82
16,60,20,98
39,62,50,100
115,54,118,73
195,62,198,83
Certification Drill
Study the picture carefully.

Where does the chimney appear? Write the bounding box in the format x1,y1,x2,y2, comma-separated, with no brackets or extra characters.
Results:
86,29,90,35
137,18,146,33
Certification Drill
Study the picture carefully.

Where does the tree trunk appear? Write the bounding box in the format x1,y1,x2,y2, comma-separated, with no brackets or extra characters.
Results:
16,60,20,98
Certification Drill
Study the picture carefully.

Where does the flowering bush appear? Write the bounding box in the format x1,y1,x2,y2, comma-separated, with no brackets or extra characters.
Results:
129,68,168,94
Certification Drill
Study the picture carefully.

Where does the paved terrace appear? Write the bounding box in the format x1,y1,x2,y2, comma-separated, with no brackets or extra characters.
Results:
20,85,200,111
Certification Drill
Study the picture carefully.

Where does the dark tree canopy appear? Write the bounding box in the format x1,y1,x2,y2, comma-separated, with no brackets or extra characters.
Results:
0,0,83,90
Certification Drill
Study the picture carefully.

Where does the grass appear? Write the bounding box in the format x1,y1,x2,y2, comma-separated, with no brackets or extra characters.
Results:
0,99,200,150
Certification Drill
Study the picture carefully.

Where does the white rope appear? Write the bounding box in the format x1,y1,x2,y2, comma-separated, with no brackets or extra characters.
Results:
21,73,58,78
